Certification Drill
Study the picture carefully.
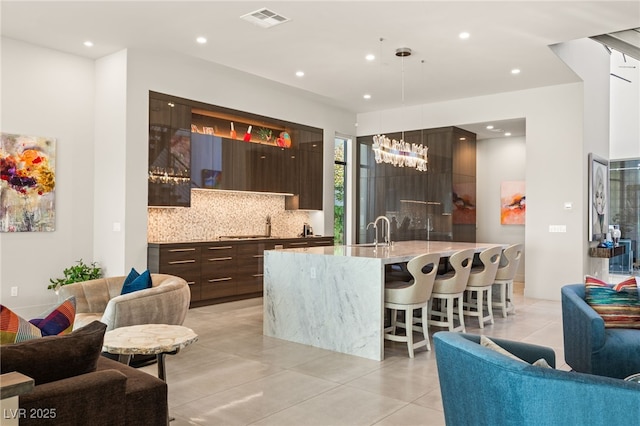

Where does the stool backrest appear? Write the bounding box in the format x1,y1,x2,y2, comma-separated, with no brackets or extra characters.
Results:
405,253,441,303
439,248,476,294
495,243,523,281
468,246,503,287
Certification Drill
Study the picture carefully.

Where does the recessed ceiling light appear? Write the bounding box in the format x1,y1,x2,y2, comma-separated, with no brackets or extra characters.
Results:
83,41,93,47
459,32,470,40
365,54,375,61
504,132,512,137
486,125,494,130
363,94,371,100
295,71,305,77
196,36,207,44
511,68,521,75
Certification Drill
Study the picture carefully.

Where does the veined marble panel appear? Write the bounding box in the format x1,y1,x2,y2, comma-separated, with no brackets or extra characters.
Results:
264,250,385,361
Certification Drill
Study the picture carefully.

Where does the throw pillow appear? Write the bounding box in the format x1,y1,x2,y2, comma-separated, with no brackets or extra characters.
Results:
612,276,638,292
29,296,76,336
0,305,42,344
123,267,140,287
481,335,526,362
121,269,152,295
585,276,640,329
480,335,552,368
0,297,76,345
0,320,107,385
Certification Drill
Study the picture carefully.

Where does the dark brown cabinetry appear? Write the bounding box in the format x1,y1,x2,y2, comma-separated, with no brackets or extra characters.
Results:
148,236,334,307
200,243,236,300
149,92,324,209
147,243,202,301
356,126,476,243
148,96,192,207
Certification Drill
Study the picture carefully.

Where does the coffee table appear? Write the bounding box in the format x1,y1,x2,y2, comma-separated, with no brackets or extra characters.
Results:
102,324,198,381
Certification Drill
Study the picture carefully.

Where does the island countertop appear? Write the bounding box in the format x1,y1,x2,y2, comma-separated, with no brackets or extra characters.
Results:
269,240,505,264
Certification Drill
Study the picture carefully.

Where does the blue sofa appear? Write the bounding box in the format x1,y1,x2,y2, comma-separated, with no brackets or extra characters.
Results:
433,332,640,426
562,283,640,379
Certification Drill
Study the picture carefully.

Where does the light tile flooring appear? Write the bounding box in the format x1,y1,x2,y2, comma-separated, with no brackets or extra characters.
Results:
141,283,568,425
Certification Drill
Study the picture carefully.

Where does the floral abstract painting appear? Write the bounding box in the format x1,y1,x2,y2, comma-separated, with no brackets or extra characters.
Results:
500,181,525,225
1,133,56,232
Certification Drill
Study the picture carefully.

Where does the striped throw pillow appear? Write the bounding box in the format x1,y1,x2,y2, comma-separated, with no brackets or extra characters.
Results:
585,276,640,329
0,297,76,345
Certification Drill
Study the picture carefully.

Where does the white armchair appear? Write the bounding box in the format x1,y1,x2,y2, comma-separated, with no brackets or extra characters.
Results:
58,273,191,330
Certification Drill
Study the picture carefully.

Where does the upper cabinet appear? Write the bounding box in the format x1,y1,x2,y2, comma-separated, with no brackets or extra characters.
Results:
148,96,192,207
148,92,324,208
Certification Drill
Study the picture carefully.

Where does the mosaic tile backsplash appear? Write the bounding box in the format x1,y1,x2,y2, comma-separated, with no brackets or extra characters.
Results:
148,189,311,242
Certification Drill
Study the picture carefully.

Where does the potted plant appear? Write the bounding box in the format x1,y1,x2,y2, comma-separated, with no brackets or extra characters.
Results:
48,259,103,291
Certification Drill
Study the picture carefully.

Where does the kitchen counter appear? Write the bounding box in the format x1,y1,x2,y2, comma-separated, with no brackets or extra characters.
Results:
263,240,505,361
148,235,330,244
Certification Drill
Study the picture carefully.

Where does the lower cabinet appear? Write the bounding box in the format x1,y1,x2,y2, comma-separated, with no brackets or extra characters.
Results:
148,237,334,307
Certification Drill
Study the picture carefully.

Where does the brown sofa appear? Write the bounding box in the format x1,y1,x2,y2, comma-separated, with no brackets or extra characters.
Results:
0,321,167,425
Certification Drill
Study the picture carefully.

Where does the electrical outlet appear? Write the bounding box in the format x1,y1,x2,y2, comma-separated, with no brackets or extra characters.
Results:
310,267,316,279
11,286,18,297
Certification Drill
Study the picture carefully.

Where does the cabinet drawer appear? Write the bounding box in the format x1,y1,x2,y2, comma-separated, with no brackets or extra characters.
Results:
201,279,236,300
160,246,200,265
237,276,263,295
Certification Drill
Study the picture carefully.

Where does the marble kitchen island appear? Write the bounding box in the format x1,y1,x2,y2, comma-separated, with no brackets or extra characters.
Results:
263,241,504,360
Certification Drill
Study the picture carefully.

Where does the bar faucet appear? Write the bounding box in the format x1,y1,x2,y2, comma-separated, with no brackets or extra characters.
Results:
366,221,377,244
374,215,391,247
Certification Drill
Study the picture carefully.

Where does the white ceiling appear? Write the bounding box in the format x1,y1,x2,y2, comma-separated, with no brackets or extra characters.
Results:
2,1,639,139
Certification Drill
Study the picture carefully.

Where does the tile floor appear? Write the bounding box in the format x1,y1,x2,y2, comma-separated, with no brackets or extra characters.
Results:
141,283,569,425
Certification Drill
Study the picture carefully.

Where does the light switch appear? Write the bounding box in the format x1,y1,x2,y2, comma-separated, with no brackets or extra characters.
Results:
113,222,121,232
564,202,572,210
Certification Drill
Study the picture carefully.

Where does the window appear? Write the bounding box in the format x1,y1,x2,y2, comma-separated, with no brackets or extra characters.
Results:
334,137,347,245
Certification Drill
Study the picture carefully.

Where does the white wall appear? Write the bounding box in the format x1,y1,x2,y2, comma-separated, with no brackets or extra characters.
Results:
0,38,95,316
610,52,640,160
476,136,526,281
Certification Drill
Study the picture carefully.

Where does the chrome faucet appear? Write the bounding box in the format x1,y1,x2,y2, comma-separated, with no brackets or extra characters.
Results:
366,221,377,244
374,215,391,247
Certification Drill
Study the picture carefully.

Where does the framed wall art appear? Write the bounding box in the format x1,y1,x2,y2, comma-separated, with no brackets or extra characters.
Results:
0,132,56,232
588,153,609,241
500,181,526,225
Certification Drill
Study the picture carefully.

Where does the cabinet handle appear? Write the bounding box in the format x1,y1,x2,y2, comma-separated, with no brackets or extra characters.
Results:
253,254,264,258
290,242,308,246
169,248,196,252
207,257,233,262
252,274,264,278
208,246,233,250
208,277,232,282
187,281,196,285
168,259,196,265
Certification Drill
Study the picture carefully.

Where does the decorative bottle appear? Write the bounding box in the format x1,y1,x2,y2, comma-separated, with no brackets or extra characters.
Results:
230,122,237,139
243,125,252,142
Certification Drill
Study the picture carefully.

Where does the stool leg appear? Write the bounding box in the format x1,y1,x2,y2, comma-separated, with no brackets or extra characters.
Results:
406,307,414,358
487,287,494,325
422,305,431,351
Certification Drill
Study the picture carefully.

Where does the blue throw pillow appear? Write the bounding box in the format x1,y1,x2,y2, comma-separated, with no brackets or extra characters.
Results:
121,269,152,295
123,267,140,287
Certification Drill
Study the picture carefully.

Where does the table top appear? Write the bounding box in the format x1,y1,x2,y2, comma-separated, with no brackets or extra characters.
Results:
102,324,198,356
267,240,506,265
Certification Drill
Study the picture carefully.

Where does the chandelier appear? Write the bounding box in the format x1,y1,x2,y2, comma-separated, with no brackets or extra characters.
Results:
372,46,429,172
372,134,428,171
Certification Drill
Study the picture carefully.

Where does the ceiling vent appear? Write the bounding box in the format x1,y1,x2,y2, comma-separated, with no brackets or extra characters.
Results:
240,8,291,28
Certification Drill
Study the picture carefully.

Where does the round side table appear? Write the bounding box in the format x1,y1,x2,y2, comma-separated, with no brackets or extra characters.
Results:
102,324,198,381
